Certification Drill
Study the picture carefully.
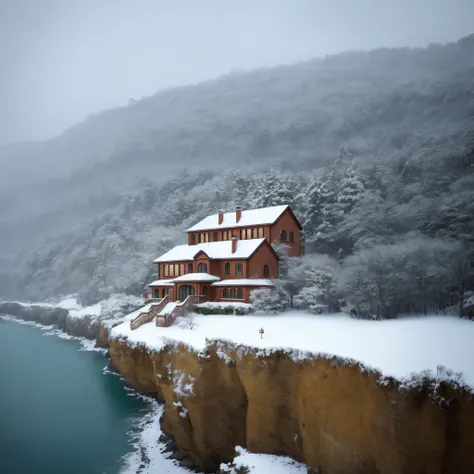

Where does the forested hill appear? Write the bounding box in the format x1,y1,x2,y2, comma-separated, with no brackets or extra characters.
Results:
0,34,473,315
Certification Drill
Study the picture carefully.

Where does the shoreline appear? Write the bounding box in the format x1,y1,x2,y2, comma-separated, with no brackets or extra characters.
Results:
0,313,194,474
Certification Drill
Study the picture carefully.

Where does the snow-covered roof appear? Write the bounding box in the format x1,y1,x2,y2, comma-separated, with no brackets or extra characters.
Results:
153,238,265,263
212,279,274,287
172,273,221,282
148,279,174,287
186,205,289,232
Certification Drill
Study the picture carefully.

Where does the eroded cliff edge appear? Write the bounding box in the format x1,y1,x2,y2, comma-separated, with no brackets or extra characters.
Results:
108,336,474,474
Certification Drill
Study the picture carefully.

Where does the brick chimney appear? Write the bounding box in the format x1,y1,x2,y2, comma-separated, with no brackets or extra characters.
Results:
236,205,242,223
231,235,238,254
218,210,224,225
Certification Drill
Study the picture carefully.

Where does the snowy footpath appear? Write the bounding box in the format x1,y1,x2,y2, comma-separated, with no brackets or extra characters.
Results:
112,309,474,388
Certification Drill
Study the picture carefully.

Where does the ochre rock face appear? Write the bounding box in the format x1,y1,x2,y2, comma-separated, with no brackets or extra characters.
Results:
96,322,111,348
108,340,158,395
108,338,474,474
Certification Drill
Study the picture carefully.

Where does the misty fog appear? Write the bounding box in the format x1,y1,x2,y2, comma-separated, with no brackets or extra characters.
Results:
1,0,473,145
0,0,472,319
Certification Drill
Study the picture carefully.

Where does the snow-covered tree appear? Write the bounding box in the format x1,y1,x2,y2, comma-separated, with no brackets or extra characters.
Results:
295,254,341,312
250,281,289,314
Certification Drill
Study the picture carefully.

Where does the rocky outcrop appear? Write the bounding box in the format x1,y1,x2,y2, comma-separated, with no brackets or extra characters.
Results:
109,337,474,474
0,302,69,329
0,301,124,346
97,321,111,348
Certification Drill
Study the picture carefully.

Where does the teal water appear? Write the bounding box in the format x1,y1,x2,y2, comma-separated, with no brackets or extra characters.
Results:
0,318,151,474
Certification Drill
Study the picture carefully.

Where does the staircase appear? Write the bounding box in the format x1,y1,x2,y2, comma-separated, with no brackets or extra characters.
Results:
129,295,200,330
129,296,168,330
156,295,200,327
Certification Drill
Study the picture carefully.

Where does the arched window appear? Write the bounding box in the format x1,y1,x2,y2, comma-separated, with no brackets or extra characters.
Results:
237,288,243,300
202,286,208,296
213,232,218,242
188,263,193,273
263,264,269,277
161,288,166,298
197,262,208,273
230,288,236,298
235,262,242,276
280,230,287,242
222,289,228,298
225,263,230,275
191,234,196,244
154,288,159,299
289,231,294,243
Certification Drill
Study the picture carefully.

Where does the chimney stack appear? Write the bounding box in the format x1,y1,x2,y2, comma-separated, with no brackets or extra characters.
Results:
236,205,242,223
231,235,238,254
218,210,224,225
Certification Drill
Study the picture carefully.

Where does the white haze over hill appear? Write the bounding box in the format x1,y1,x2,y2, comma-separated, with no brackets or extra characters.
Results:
1,0,473,145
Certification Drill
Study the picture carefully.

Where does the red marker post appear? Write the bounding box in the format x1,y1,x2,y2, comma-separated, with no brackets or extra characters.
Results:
259,327,264,339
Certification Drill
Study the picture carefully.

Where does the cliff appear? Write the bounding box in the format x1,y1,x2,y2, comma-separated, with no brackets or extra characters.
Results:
0,297,142,342
108,336,474,474
3,300,473,473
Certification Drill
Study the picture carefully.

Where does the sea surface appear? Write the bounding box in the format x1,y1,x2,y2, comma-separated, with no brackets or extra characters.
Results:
0,317,155,474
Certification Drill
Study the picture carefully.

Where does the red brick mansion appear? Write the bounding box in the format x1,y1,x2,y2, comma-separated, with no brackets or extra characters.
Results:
148,205,303,304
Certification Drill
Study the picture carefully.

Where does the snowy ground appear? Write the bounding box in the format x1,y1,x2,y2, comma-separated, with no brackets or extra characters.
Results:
221,447,307,474
119,401,194,474
111,309,474,388
196,301,252,309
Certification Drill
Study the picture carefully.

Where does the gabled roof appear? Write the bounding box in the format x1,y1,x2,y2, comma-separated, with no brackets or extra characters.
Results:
153,238,266,263
186,205,289,232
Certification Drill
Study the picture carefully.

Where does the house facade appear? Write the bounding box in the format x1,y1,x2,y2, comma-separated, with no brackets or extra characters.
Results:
148,204,303,303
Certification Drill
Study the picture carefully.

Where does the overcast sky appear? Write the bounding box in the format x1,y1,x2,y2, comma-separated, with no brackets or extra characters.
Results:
1,0,473,146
